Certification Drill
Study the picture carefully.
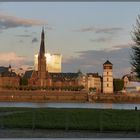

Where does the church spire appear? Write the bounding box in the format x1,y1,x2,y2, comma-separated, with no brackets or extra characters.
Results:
39,27,45,58
38,28,47,86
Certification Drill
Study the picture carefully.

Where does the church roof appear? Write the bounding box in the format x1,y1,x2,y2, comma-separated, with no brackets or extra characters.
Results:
2,71,17,77
0,67,8,73
0,66,17,77
23,71,81,81
23,70,33,79
49,72,80,81
103,60,112,65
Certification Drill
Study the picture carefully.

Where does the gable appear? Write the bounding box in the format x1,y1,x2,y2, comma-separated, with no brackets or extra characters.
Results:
23,70,33,79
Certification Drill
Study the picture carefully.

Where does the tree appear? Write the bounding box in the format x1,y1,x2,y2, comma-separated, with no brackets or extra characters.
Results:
113,79,124,92
20,77,28,85
131,15,140,78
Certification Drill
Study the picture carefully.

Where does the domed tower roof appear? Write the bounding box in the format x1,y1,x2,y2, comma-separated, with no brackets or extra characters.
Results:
103,60,112,65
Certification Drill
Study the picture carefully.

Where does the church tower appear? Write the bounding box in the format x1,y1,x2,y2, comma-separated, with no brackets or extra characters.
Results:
103,60,113,94
38,28,47,86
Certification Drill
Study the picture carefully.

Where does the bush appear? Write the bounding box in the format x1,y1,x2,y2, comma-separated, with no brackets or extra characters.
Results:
113,79,124,92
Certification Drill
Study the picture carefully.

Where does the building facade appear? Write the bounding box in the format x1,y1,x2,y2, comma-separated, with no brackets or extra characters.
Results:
34,53,62,73
122,75,129,89
0,65,20,88
86,73,101,92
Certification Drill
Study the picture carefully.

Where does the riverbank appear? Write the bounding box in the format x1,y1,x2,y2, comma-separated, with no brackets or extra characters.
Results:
0,90,140,104
0,90,88,102
88,93,140,103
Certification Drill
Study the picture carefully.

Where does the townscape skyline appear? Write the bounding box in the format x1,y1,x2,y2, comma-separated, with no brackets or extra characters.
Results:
0,2,139,78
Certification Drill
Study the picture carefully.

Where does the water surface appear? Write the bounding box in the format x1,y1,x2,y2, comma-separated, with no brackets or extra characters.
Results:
0,102,139,110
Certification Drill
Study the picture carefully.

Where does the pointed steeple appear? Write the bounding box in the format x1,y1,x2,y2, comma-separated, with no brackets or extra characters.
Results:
38,28,47,86
8,64,12,72
39,27,45,58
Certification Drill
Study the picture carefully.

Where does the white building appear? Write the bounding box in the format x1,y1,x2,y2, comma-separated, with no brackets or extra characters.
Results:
125,82,140,93
34,53,62,73
103,60,113,94
86,73,101,92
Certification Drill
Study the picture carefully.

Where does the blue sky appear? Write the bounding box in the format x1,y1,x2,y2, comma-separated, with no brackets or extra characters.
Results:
0,2,140,77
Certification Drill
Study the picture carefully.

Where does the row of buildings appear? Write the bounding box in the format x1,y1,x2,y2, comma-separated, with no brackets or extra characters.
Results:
0,29,114,93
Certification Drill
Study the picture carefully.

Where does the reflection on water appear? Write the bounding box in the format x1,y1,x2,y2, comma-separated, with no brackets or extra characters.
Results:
0,102,139,110
101,103,113,109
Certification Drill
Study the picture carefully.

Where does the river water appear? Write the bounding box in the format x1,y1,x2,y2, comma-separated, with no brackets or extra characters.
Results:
0,102,140,110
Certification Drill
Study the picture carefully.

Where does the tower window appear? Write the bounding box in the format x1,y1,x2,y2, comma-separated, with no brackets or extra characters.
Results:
107,72,108,75
107,84,109,87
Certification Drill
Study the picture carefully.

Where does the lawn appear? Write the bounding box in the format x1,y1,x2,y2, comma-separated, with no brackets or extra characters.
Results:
0,107,139,132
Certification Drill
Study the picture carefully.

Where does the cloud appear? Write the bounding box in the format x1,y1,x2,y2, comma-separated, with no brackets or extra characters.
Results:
0,52,26,66
0,13,46,30
63,44,132,78
19,40,24,43
16,34,31,37
73,26,123,35
32,37,38,43
45,26,54,30
24,29,28,32
90,37,111,43
73,27,95,32
106,43,133,51
95,27,123,34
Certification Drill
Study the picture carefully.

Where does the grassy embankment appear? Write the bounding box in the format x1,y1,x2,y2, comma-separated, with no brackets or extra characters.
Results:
0,107,139,132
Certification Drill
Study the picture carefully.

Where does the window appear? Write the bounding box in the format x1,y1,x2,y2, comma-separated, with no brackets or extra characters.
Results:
107,72,109,75
107,84,109,87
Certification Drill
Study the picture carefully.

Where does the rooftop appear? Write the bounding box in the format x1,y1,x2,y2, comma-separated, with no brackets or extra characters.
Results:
103,60,112,65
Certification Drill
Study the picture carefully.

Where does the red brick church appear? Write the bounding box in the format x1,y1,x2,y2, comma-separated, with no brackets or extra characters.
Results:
24,28,83,87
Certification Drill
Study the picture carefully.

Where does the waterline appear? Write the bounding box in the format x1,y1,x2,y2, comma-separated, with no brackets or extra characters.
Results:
0,102,139,110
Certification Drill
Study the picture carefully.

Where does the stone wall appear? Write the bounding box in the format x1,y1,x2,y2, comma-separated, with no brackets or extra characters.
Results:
88,93,140,103
0,90,88,102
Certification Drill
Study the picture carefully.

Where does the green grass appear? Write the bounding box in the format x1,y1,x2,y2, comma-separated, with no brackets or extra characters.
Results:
0,107,139,131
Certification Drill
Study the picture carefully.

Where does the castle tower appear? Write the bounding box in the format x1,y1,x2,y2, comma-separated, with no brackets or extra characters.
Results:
38,28,47,86
103,60,113,93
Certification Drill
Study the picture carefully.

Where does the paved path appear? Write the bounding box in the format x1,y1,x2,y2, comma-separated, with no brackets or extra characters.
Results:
0,129,140,138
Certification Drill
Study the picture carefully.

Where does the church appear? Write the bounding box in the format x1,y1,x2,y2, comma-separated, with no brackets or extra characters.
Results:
24,28,83,88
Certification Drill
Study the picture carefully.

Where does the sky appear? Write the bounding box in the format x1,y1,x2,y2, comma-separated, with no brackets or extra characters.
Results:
0,2,139,78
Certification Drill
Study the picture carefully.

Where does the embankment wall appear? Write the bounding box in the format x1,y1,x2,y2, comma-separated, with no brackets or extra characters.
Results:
0,90,88,102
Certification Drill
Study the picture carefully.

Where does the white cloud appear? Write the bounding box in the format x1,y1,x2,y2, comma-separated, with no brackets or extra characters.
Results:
0,13,47,30
0,52,26,66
